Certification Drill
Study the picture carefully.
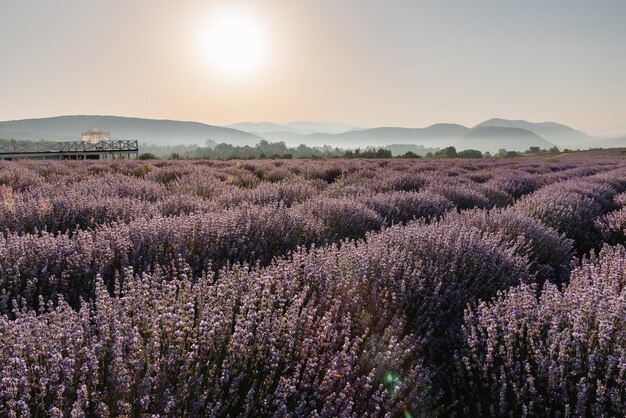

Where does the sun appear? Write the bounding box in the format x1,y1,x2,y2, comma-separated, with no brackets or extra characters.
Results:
202,10,268,78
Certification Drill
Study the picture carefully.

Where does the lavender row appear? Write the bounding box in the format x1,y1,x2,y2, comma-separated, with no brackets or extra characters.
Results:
457,244,626,416
597,191,626,246
512,171,626,255
0,189,456,314
1,152,626,416
0,168,586,318
0,247,436,416
1,153,624,235
0,207,622,416
0,204,578,416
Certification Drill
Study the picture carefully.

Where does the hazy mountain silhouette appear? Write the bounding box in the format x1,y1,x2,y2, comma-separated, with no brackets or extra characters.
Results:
227,121,359,135
459,126,554,152
476,118,590,149
257,123,556,152
0,115,260,146
594,135,626,148
249,131,310,144
226,122,306,134
292,124,470,148
284,121,359,134
0,115,605,152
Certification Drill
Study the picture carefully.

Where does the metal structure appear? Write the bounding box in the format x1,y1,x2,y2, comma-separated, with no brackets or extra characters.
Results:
0,139,139,160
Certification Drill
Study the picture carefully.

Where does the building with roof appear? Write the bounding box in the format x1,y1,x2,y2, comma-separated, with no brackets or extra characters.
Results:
81,127,111,144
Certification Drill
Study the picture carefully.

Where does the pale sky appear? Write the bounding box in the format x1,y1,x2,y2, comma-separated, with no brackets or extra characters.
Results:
1,0,625,133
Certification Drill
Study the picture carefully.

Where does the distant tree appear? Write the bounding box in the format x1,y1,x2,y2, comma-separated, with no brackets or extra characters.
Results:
169,153,182,160
457,149,483,158
343,147,390,158
549,146,560,153
497,148,520,158
137,152,159,160
256,140,287,157
295,144,310,157
214,143,235,159
435,146,458,158
141,140,348,160
374,148,392,158
399,151,420,158
483,151,492,158
426,152,434,158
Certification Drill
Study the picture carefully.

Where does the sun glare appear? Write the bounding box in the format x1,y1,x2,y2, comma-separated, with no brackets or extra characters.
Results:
202,10,268,78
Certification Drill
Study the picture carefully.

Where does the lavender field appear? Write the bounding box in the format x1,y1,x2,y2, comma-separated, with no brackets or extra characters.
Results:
0,151,625,417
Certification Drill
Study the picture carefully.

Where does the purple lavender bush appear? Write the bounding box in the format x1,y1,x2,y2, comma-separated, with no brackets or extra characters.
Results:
425,181,493,210
359,190,454,225
295,197,384,241
513,180,615,255
457,245,626,416
0,153,626,416
445,209,574,285
0,261,437,417
341,219,534,378
0,205,326,314
596,191,626,246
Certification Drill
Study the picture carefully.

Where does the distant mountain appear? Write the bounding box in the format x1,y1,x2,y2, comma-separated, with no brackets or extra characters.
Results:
253,119,593,152
0,115,260,146
227,121,360,135
255,123,559,153
594,135,626,149
0,115,610,153
459,126,554,153
589,125,626,137
225,122,305,134
476,118,591,149
294,124,470,148
284,121,360,134
253,131,309,145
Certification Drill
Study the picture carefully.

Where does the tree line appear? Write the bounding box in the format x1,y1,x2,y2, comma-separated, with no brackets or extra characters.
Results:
140,142,566,160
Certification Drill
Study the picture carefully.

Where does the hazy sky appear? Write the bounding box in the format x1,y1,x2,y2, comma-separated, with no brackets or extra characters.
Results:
1,0,625,133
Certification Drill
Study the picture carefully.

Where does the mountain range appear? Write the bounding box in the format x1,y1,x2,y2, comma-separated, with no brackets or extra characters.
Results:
0,115,623,153
233,119,591,151
227,121,360,135
0,115,261,147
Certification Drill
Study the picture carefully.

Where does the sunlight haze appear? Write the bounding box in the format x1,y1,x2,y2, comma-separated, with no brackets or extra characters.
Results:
0,0,624,132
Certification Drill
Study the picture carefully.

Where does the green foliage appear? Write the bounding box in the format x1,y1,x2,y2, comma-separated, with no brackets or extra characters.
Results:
457,149,483,158
384,144,438,157
137,152,159,160
139,141,345,160
522,146,561,155
435,146,458,158
497,149,520,158
344,147,392,158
